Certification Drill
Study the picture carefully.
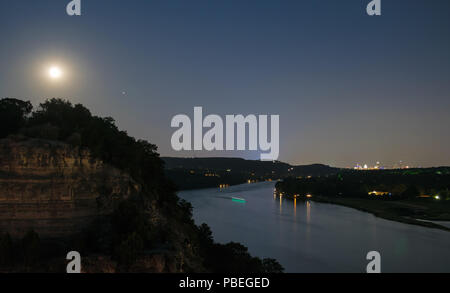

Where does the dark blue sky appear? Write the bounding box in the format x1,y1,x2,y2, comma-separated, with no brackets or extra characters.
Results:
1,0,449,167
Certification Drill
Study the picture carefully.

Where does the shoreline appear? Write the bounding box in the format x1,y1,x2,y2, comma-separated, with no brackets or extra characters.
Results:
308,195,450,232
178,182,450,232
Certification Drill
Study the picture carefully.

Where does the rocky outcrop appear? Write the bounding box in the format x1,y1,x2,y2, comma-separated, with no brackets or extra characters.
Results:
0,137,140,239
81,253,181,273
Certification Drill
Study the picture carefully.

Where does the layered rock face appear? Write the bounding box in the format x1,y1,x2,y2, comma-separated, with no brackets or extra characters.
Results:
0,137,140,239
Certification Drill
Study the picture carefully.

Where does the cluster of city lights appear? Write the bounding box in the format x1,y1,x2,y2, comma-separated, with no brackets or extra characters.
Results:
353,161,412,170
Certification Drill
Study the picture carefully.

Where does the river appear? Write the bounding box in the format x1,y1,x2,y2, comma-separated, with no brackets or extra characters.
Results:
178,182,450,273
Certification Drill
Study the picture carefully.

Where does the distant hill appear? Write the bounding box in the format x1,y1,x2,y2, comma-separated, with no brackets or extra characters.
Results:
161,157,341,190
162,157,340,177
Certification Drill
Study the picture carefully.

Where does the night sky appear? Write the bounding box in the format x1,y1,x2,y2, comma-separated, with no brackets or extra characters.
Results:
1,0,449,167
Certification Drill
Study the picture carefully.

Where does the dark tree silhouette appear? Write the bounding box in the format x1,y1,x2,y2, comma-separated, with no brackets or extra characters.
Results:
0,98,32,138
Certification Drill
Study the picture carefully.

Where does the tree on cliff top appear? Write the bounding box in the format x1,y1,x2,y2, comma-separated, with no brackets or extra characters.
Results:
0,98,284,272
0,98,32,139
24,98,175,201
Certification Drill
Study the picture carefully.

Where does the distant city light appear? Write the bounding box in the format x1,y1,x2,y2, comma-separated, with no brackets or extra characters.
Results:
353,161,413,170
369,191,390,196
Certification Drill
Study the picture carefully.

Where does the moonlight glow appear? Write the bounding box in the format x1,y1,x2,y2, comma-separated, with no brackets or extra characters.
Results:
49,66,62,79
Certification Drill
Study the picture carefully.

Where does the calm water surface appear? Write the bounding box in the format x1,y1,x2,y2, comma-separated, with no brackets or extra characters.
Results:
179,182,450,273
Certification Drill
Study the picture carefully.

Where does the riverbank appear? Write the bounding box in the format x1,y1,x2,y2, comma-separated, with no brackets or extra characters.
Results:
176,178,450,232
179,182,450,272
309,195,450,232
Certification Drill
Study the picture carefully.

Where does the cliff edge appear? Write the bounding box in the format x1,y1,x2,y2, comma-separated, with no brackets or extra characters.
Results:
0,137,140,239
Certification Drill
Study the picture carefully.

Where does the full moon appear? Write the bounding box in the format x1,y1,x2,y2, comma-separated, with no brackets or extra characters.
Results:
49,66,62,79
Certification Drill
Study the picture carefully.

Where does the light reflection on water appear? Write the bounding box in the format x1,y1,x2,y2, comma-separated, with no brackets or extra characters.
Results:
179,182,450,273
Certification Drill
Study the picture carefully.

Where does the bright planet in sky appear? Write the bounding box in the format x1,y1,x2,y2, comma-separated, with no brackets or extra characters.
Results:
48,66,62,79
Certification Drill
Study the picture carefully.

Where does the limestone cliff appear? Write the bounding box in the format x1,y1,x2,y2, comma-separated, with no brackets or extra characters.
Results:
0,137,141,239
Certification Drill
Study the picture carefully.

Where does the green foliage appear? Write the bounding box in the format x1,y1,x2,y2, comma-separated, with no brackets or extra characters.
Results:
196,224,284,273
109,199,169,266
0,98,172,204
20,123,60,140
21,230,41,266
114,232,144,266
0,233,13,266
111,200,153,245
276,168,450,200
0,98,32,138
78,199,162,266
262,258,284,273
198,223,213,246
81,216,114,254
203,242,284,273
178,199,194,222
0,98,285,272
402,185,420,199
28,99,164,186
65,132,82,146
